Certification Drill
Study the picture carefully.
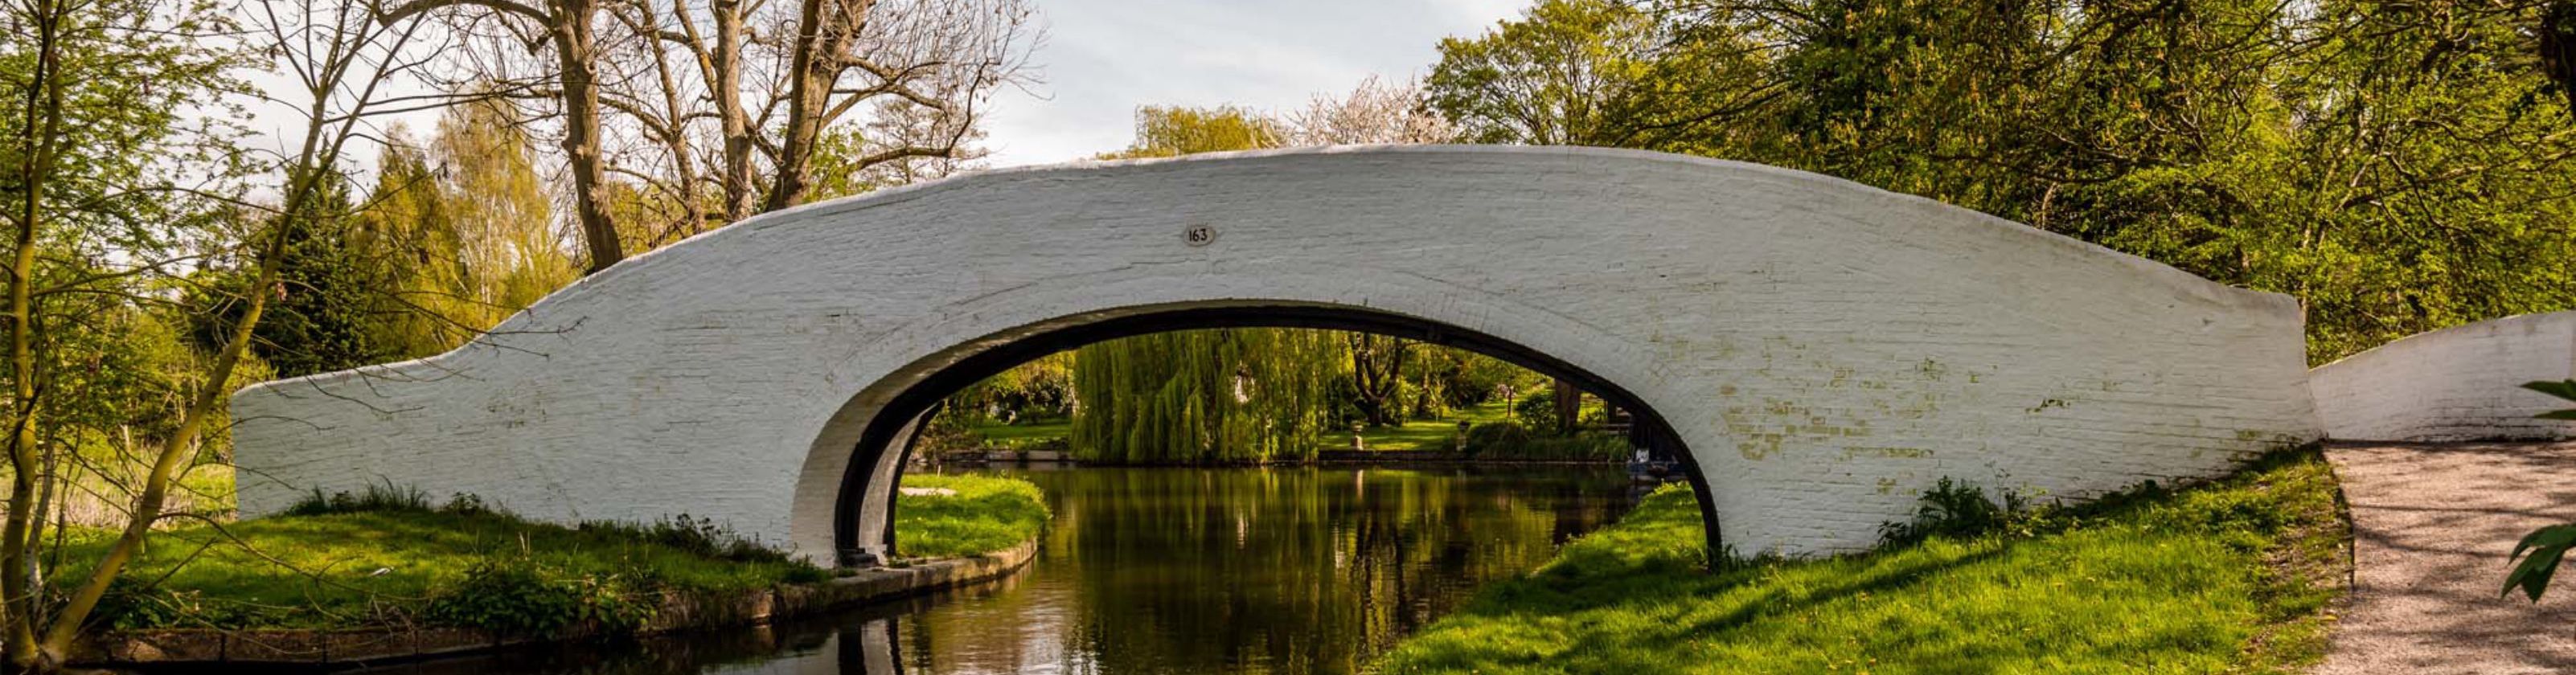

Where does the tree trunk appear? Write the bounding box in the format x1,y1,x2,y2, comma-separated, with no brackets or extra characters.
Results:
1552,378,1579,436
709,0,758,222
1349,334,1407,427
2,1,64,662
552,0,623,274
766,0,877,212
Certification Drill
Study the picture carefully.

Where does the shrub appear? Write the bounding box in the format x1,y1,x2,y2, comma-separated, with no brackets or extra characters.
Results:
1511,389,1563,435
1879,477,2034,545
282,481,433,516
1460,419,1531,458
439,492,498,518
1460,421,1629,460
90,577,189,631
576,513,798,567
421,556,655,636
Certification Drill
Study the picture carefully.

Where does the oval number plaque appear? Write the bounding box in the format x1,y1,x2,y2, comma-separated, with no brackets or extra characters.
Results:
1183,223,1217,247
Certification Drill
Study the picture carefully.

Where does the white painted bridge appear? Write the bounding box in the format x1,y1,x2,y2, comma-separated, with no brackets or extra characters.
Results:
227,145,2561,566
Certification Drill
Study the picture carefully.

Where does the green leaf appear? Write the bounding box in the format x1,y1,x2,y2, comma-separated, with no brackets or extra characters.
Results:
2503,524,2576,602
2521,380,2576,403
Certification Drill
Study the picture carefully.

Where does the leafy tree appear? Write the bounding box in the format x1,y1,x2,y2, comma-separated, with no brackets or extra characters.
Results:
0,0,443,663
1436,0,2576,362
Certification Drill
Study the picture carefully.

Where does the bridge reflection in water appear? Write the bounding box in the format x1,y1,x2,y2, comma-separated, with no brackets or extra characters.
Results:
337,464,1636,675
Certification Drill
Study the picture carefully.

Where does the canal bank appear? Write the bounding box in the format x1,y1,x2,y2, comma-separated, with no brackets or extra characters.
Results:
196,464,1638,675
75,538,1040,668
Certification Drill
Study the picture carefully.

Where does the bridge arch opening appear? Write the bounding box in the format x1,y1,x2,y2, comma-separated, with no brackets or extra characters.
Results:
823,303,1724,567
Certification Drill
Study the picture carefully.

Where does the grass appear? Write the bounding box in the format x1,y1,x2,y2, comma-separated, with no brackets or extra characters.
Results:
1351,400,1517,452
892,472,1052,559
59,476,1049,631
1374,448,2349,674
958,399,1570,455
965,417,1072,448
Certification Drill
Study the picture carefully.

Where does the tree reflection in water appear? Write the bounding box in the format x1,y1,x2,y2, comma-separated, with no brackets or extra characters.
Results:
330,465,1636,675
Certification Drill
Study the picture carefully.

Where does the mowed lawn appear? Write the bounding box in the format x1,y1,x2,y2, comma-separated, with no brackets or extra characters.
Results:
967,417,1072,448
964,401,1523,453
1375,449,2348,674
892,472,1052,558
1351,400,1518,452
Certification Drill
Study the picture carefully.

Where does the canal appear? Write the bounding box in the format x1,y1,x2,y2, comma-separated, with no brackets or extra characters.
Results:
340,464,1637,675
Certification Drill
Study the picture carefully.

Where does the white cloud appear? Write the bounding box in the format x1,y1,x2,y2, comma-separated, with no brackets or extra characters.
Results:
978,0,1524,166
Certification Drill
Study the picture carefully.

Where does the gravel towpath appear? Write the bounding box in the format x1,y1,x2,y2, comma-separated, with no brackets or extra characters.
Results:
2318,441,2576,674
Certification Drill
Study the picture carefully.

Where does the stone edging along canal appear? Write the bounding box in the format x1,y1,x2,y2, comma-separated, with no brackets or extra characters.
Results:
70,538,1040,667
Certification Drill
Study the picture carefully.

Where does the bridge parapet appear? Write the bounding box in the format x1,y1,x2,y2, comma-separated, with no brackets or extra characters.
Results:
2311,311,2576,442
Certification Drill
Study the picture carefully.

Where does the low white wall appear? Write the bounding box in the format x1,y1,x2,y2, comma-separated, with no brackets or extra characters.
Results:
228,145,2321,562
2311,311,2576,442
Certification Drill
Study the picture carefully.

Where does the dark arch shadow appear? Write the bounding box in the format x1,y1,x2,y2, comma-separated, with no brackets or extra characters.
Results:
833,305,1725,567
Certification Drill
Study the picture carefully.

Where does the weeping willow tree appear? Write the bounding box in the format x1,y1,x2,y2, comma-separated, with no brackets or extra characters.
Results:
1071,329,1346,463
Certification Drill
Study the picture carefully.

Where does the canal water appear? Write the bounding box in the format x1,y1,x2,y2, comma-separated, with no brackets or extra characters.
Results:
339,464,1636,675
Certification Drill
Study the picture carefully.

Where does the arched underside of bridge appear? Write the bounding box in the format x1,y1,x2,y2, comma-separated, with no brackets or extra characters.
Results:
833,305,1714,566
229,145,2322,565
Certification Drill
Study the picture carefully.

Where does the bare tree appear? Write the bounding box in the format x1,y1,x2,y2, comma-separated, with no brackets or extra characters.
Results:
761,0,1037,211
1286,75,1455,145
380,0,629,273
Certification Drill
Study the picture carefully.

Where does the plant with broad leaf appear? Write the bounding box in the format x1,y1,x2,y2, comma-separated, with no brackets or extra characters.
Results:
2504,380,2576,602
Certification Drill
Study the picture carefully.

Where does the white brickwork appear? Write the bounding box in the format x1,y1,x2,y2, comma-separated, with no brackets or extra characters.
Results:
2310,311,2576,442
230,145,2321,562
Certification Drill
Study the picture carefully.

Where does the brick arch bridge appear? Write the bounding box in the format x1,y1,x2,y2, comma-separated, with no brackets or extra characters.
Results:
231,145,2322,565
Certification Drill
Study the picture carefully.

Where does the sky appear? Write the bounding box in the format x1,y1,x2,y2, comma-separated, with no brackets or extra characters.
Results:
231,0,1526,180
974,0,1525,166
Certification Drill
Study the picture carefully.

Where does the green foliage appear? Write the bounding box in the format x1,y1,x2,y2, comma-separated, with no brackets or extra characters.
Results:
1433,0,2576,362
1460,421,1630,460
420,556,655,636
1509,388,1562,435
2508,524,2576,602
1099,105,1286,158
1376,449,2349,673
891,473,1051,559
945,352,1077,426
1425,0,1667,145
1071,329,1346,464
281,482,434,517
62,499,827,631
224,170,395,377
575,513,805,568
1877,477,2036,545
2525,379,2576,420
2504,379,2576,601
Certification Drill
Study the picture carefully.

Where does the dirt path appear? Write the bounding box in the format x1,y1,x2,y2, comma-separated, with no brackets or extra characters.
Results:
2319,441,2576,674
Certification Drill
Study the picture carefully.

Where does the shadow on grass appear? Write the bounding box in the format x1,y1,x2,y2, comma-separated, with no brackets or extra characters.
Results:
1377,448,2349,674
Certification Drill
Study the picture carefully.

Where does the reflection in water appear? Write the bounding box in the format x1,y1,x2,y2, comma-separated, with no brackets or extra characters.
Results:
334,465,1633,675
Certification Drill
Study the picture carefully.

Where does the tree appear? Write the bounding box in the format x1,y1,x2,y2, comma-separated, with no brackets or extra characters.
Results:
1439,0,2576,362
379,0,628,275
1286,76,1454,145
337,103,576,360
593,0,1038,243
0,0,249,665
1347,333,1408,427
0,0,434,665
1070,329,1343,463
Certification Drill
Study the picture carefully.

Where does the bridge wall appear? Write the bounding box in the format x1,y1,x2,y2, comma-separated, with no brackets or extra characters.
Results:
229,146,2320,562
2310,311,2576,442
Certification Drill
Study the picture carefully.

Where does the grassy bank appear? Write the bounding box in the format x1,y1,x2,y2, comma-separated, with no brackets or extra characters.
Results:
64,476,1049,632
892,472,1052,558
1376,449,2348,674
958,399,1620,459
